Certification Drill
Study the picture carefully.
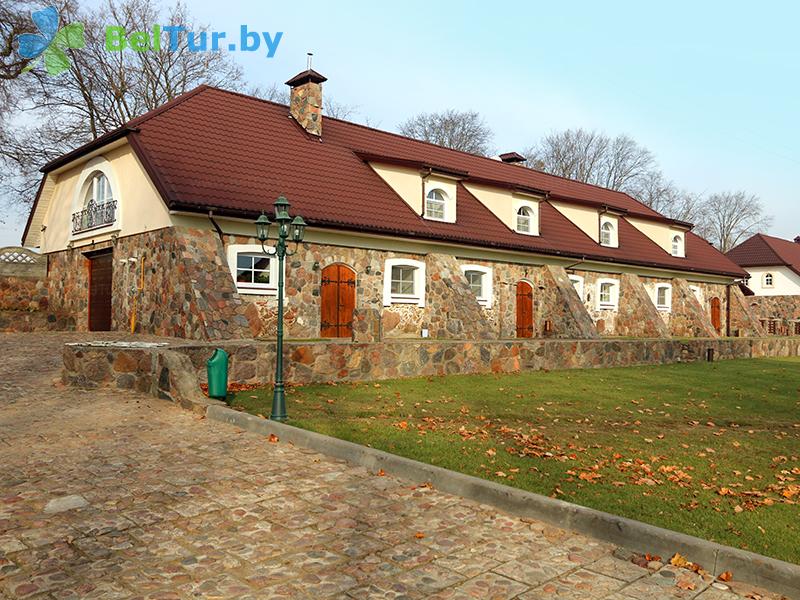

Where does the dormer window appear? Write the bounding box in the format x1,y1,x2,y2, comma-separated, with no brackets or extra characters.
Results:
671,233,685,257
424,189,447,220
71,158,120,236
516,207,533,233
600,220,615,247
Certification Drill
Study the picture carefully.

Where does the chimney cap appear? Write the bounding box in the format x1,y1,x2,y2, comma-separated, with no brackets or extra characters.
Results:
285,69,328,87
498,152,527,164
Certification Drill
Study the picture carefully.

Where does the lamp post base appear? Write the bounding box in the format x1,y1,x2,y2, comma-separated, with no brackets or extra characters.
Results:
270,386,287,422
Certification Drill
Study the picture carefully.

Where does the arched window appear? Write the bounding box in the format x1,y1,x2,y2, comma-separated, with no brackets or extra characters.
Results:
671,235,683,257
424,189,446,220
600,221,614,246
516,206,533,233
764,273,774,288
73,168,118,234
83,172,113,207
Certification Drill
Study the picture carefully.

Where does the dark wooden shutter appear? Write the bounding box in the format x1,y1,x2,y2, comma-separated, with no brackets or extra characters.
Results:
515,281,533,338
89,252,113,331
710,297,722,333
320,264,356,338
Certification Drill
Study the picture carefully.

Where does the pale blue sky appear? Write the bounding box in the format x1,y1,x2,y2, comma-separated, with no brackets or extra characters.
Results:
3,0,798,246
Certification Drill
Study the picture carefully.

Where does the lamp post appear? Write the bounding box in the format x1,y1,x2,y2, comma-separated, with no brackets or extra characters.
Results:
255,195,307,421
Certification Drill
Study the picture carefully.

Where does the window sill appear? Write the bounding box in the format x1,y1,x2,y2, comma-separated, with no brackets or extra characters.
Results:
514,229,539,236
70,225,120,242
385,296,423,307
597,305,618,311
236,287,278,296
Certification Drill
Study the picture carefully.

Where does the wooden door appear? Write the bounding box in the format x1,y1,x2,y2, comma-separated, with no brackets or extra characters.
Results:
515,281,534,338
710,297,722,333
320,264,356,338
88,252,113,331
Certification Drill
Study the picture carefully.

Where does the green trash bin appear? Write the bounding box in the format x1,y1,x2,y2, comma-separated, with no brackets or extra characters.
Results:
206,348,229,400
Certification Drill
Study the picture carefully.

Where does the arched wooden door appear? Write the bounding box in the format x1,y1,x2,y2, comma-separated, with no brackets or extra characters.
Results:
710,297,722,333
320,264,356,338
516,281,534,338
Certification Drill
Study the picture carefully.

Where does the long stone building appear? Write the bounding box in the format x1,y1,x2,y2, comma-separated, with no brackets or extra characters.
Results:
15,68,767,342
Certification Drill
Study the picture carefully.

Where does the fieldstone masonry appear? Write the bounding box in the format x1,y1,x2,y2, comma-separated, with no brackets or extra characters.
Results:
18,226,797,345
748,295,800,335
0,246,49,332
63,336,800,393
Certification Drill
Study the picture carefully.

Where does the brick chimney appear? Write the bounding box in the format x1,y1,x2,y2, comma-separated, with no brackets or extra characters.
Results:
795,235,800,244
285,68,327,136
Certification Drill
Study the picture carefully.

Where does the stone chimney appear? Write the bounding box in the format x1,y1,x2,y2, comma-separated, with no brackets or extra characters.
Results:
285,68,327,136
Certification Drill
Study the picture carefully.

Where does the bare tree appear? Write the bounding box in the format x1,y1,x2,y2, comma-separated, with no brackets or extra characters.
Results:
398,109,493,155
525,129,657,193
626,170,703,223
695,191,773,252
0,0,35,81
250,81,289,104
1,0,246,211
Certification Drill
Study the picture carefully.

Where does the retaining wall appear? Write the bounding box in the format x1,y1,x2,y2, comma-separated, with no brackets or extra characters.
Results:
63,337,800,400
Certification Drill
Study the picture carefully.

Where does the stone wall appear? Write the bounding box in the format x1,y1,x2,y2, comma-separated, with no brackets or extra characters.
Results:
41,226,779,343
747,295,800,335
667,279,717,338
729,286,766,337
45,227,255,339
63,336,800,393
0,247,49,332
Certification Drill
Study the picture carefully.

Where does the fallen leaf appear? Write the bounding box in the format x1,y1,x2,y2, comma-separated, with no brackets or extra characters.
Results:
267,433,279,443
718,571,733,582
414,532,425,539
376,469,386,476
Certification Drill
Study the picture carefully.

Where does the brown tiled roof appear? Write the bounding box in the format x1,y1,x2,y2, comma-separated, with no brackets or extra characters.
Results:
727,234,800,277
31,85,746,278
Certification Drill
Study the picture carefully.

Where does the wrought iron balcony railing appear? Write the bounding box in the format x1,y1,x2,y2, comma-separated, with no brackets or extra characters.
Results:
71,200,117,234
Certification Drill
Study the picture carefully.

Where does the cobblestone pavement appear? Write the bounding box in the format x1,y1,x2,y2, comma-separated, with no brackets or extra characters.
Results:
0,333,787,599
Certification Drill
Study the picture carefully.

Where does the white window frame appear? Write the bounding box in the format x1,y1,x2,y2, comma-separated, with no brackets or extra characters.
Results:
460,264,493,308
226,243,281,296
653,283,672,312
763,273,774,288
596,278,619,311
70,156,122,240
671,233,685,257
424,189,447,221
599,216,618,248
512,199,539,236
568,274,584,301
383,258,426,307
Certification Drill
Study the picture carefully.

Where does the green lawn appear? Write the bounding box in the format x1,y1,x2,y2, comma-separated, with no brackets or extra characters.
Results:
231,358,800,564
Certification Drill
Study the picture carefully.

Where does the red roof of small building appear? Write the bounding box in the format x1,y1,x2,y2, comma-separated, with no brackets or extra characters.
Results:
727,233,800,277
29,85,746,278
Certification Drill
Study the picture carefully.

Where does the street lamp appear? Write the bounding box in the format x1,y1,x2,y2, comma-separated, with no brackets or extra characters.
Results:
255,195,307,421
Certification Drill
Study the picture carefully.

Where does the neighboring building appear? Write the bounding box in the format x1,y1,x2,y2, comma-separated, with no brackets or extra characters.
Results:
727,234,800,296
727,234,800,336
20,68,756,341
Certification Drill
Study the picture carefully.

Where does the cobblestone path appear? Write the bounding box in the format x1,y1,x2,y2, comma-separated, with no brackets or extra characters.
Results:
0,333,786,599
